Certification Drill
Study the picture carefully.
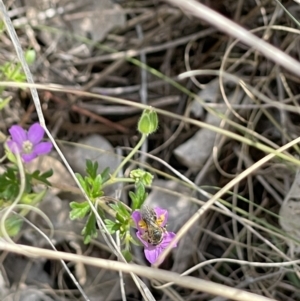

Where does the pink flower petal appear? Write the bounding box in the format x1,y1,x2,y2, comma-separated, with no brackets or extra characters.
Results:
132,210,147,233
144,245,163,264
132,211,142,227
9,125,26,146
160,232,177,248
7,140,21,153
137,231,177,264
27,123,45,145
22,153,37,163
33,142,52,155
154,207,168,227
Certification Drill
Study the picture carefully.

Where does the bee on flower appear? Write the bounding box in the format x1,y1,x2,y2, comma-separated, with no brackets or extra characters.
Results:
131,205,177,264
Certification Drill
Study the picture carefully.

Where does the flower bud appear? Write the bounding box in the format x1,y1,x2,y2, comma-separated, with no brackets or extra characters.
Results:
130,169,153,186
138,107,158,135
25,49,36,65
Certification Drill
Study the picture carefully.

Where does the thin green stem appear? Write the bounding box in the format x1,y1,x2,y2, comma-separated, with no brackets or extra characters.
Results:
103,177,135,188
111,134,147,180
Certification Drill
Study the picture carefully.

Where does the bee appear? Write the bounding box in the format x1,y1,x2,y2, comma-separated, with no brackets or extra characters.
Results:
140,205,166,245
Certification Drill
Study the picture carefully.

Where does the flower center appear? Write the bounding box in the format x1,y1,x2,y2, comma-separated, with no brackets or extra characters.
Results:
22,140,33,154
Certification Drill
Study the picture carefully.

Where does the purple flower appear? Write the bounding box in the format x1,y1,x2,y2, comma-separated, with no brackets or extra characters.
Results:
7,123,52,163
132,207,177,264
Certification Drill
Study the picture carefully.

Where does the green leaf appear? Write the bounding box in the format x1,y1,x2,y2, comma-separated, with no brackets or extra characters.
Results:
69,201,90,220
21,189,47,205
76,173,87,192
7,166,17,178
101,167,110,184
5,147,17,164
122,249,132,262
0,96,12,110
109,203,118,211
0,167,19,201
136,182,145,199
129,191,138,210
85,176,93,186
29,169,53,186
92,174,102,197
104,219,120,234
129,170,153,209
143,172,154,186
86,160,98,179
40,169,53,180
3,63,25,83
0,216,23,237
109,203,129,223
117,202,131,218
0,184,18,200
135,183,147,209
116,212,126,223
97,206,105,220
82,212,97,244
76,163,108,199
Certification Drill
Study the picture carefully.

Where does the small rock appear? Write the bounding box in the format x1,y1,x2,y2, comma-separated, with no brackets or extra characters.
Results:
3,253,53,287
67,134,120,195
174,88,247,169
190,79,220,118
25,192,81,246
27,155,76,195
4,287,54,301
68,134,119,174
68,0,126,42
